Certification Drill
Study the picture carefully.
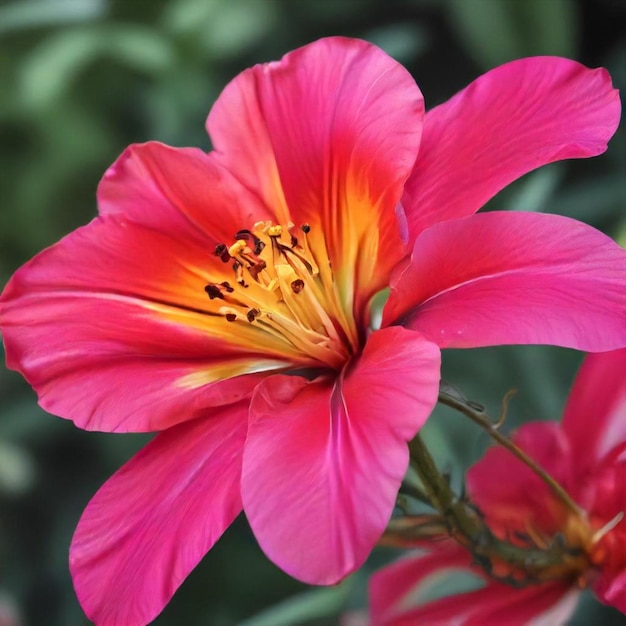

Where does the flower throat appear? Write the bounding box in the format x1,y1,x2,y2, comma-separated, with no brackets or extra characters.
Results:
204,221,359,370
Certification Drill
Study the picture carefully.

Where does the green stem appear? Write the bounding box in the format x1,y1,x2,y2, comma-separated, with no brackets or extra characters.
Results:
437,390,582,518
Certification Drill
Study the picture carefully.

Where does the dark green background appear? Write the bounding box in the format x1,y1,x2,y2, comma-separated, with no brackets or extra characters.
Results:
0,0,624,624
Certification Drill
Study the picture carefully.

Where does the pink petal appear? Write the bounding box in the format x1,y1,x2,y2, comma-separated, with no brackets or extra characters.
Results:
369,542,472,624
395,586,577,626
562,349,626,470
466,422,574,537
97,141,272,246
464,584,577,626
241,327,440,584
402,57,620,243
370,544,576,626
0,216,286,432
586,462,626,608
383,212,626,351
207,36,424,308
70,402,247,626
595,569,626,614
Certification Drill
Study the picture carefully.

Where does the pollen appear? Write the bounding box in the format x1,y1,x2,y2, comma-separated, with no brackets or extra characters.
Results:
205,221,359,370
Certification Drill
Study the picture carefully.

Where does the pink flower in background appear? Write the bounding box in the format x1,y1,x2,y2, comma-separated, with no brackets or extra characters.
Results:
0,36,624,626
369,348,626,625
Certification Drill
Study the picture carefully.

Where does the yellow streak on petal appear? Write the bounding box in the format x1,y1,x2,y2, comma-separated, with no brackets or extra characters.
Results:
176,359,287,390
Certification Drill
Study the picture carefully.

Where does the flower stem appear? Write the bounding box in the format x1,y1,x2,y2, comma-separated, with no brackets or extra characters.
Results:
407,433,588,584
437,388,583,518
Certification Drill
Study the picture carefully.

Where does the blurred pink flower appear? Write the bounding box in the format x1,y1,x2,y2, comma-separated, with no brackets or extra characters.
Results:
0,36,624,626
369,349,626,625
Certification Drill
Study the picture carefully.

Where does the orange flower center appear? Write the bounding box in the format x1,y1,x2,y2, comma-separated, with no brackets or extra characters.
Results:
542,508,626,588
205,221,361,370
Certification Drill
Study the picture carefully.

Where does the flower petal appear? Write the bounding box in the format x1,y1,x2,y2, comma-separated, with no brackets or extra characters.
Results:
370,544,577,626
595,569,626,614
562,349,626,470
207,37,424,309
466,422,574,537
0,215,290,432
241,327,440,584
383,212,626,351
70,402,247,626
402,57,620,243
97,141,272,246
369,542,472,624
585,461,626,607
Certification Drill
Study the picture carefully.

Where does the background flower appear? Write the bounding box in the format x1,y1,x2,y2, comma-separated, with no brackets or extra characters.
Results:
368,348,626,625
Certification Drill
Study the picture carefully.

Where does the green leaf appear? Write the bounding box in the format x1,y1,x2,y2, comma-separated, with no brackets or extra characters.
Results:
446,0,579,68
240,582,353,626
550,173,626,225
163,0,277,58
0,439,36,494
363,23,430,63
0,0,105,34
19,25,175,108
504,165,563,212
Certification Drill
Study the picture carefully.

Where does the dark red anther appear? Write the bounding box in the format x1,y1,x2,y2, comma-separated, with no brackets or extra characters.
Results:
301,223,310,234
220,281,235,293
235,229,265,256
234,229,253,241
290,279,305,294
215,243,231,263
246,308,260,322
225,313,237,322
204,284,224,300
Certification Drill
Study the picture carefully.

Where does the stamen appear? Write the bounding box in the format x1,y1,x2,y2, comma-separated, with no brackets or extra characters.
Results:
232,261,247,287
247,308,260,323
204,284,224,300
215,243,231,263
203,220,359,369
592,511,624,543
235,229,265,255
228,240,247,257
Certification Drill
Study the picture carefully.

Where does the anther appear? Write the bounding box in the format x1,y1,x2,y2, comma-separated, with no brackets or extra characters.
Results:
235,230,265,255
247,308,260,323
204,284,224,300
267,225,283,237
291,279,305,294
228,240,247,257
220,281,234,293
225,313,237,322
215,243,231,263
301,223,310,233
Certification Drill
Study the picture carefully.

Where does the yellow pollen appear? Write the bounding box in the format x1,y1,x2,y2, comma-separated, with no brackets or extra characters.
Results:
228,240,247,257
207,221,359,370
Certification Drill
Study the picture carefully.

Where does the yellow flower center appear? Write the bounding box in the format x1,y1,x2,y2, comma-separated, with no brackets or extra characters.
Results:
205,221,360,370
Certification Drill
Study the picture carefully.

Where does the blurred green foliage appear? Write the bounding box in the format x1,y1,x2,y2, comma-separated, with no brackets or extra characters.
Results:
0,0,624,624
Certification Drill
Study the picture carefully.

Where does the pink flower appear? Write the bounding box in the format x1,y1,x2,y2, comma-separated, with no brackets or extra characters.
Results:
0,37,624,625
369,348,626,625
